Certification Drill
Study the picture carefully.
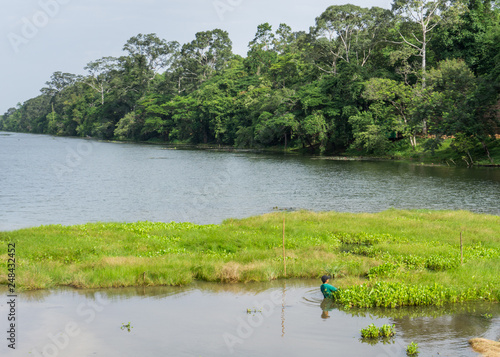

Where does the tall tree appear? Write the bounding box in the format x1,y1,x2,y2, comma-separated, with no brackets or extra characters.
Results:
123,33,179,81
41,72,79,97
173,29,233,92
312,5,392,74
391,0,466,87
363,78,418,148
84,57,120,105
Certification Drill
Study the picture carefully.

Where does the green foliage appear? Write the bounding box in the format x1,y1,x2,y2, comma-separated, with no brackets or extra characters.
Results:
335,281,499,309
1,210,499,304
367,263,401,279
406,342,419,355
378,324,395,338
360,323,395,339
1,3,497,159
360,324,380,339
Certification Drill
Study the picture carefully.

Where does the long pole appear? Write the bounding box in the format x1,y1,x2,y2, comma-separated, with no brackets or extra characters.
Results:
283,216,286,277
460,232,463,265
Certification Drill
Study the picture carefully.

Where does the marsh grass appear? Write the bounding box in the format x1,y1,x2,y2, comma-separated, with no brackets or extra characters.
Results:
0,210,499,307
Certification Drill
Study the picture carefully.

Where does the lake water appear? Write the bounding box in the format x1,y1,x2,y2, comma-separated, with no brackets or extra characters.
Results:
1,281,499,357
1,132,499,356
0,131,499,231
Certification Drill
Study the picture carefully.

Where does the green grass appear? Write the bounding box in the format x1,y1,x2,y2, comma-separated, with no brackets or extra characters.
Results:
0,210,499,308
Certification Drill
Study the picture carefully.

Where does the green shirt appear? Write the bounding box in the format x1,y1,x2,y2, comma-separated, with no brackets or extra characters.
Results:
320,283,338,298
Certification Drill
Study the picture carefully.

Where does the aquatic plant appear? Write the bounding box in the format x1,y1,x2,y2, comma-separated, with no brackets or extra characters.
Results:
335,282,499,309
360,324,379,339
378,324,395,338
360,324,395,339
121,322,133,332
406,342,419,355
246,307,262,314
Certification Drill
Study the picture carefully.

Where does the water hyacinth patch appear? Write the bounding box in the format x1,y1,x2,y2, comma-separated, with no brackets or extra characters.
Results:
334,282,499,309
360,324,380,339
360,323,395,340
406,342,419,355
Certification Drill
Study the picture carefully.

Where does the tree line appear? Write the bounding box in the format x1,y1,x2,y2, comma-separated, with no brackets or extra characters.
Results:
1,0,499,158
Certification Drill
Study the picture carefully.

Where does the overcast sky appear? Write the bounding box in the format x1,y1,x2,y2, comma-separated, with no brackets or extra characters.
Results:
0,0,392,114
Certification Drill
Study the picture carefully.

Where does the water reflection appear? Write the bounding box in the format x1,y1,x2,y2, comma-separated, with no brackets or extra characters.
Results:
320,299,332,319
1,282,498,357
320,298,500,353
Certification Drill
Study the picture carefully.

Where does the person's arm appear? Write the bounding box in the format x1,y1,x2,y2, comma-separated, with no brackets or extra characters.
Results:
328,284,338,292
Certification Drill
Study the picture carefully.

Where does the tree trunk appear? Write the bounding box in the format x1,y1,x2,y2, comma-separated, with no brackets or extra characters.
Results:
481,140,494,164
409,135,417,149
421,33,428,135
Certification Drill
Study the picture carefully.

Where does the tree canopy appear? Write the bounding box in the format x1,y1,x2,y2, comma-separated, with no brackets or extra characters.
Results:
1,1,498,159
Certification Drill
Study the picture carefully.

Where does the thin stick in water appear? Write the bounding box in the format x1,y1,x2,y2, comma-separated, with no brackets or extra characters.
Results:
460,232,463,265
283,217,286,277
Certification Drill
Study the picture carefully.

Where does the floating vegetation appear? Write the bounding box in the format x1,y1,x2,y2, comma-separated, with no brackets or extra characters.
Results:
246,307,262,314
406,342,419,356
360,324,395,341
334,282,499,309
360,324,380,339
121,322,133,332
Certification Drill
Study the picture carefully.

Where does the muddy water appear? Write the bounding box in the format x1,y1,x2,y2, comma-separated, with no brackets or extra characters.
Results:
1,280,499,357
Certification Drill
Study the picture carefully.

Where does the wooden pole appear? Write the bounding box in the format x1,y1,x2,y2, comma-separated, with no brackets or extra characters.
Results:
283,217,286,277
460,232,463,265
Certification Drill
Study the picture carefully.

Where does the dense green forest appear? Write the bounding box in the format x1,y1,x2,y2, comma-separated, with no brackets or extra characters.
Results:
1,0,499,159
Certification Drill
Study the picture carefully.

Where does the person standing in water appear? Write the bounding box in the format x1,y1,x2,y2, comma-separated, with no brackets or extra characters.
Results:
320,275,338,298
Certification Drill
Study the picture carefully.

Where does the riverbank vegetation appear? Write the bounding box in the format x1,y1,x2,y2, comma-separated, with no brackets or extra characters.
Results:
1,1,499,163
0,210,499,308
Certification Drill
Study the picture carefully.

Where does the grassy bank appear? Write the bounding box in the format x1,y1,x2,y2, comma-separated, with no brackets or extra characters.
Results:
0,210,499,307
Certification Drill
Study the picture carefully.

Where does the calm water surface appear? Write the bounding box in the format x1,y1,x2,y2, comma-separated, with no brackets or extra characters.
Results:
0,281,499,357
0,132,499,231
1,133,499,356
